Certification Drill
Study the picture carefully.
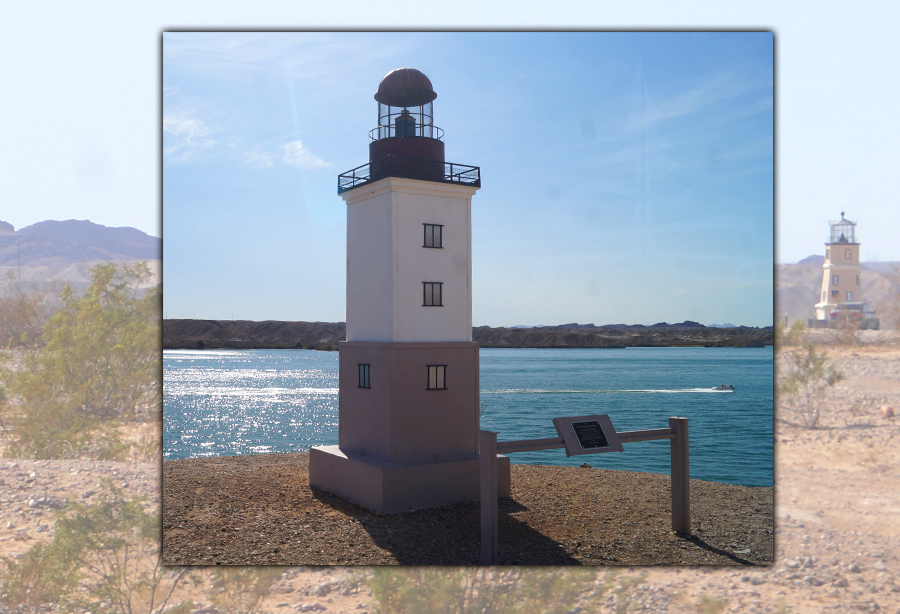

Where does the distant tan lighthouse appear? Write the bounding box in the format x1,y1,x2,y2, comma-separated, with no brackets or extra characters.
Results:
309,68,509,513
811,212,878,328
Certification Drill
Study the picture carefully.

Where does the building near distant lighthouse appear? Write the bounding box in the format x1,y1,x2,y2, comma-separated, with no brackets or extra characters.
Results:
309,68,510,514
809,212,879,329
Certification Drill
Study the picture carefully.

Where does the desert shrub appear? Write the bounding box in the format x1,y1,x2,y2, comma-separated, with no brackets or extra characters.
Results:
208,567,283,614
368,567,632,614
1,481,192,614
0,274,58,347
777,340,844,428
774,319,808,350
1,262,160,459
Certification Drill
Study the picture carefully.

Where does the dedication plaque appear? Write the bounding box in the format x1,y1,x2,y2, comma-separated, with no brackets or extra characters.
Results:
572,420,609,450
552,414,624,456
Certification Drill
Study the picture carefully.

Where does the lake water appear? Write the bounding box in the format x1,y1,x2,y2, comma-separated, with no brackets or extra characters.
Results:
163,346,772,487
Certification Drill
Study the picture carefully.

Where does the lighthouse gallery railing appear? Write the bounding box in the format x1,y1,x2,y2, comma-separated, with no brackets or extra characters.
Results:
338,155,480,193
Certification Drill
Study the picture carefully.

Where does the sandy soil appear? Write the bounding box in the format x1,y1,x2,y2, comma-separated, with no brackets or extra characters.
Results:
2,338,899,613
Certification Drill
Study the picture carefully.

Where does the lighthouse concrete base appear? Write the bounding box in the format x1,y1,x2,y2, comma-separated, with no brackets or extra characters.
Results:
309,445,510,515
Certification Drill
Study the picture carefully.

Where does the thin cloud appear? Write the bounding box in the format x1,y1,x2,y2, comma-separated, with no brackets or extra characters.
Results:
282,140,330,169
163,115,216,162
243,149,275,168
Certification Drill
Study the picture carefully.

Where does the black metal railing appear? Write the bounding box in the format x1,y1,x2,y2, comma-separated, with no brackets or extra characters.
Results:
369,124,444,141
338,155,480,193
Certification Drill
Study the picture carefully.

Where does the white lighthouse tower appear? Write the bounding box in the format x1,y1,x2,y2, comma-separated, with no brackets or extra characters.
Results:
309,68,509,514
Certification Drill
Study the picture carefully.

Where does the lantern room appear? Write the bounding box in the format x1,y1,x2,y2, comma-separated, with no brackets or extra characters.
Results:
828,211,858,244
368,67,445,165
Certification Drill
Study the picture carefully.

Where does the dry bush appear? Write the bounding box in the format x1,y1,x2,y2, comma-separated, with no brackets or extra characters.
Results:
1,263,160,459
777,341,844,428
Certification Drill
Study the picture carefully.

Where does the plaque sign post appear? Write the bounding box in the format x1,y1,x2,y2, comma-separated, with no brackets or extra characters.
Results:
479,415,690,564
552,415,623,456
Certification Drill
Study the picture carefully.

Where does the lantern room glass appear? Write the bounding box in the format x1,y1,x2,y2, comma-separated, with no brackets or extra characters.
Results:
829,220,857,244
373,101,440,141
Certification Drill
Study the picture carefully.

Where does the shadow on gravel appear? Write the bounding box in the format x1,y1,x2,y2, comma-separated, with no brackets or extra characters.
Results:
679,534,758,565
312,489,581,565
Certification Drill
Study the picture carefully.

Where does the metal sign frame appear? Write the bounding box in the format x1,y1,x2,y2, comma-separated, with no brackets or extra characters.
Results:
552,414,624,456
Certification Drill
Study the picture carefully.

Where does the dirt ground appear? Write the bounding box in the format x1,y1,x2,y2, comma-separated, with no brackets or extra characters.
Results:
2,335,899,613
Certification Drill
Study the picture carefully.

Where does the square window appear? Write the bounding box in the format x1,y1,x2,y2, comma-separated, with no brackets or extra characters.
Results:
427,365,446,390
831,290,839,297
358,364,370,388
424,223,443,248
423,282,443,306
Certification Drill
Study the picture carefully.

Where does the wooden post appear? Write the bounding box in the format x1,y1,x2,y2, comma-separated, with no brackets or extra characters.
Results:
669,417,690,535
480,430,498,565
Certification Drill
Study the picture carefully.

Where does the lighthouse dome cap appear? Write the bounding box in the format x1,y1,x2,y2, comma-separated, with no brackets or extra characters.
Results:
374,68,437,107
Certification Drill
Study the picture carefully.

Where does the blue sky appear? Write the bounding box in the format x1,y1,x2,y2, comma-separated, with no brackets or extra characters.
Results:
6,3,900,326
163,32,773,327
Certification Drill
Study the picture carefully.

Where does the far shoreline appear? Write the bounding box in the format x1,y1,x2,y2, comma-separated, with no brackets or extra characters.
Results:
163,318,773,351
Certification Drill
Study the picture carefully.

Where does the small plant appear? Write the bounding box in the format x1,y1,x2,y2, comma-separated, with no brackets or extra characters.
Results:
697,593,727,614
208,566,282,614
1,480,193,614
775,318,808,350
777,340,845,428
369,567,638,614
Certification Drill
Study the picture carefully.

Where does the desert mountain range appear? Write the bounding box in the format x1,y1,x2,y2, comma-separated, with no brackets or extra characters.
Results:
9,218,894,333
0,219,160,290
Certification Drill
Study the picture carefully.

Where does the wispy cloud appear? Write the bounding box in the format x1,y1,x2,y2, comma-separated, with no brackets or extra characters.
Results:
243,149,275,168
282,140,330,169
163,115,216,163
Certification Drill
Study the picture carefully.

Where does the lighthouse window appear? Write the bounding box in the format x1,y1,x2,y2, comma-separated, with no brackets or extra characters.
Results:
427,365,446,390
358,364,370,389
423,282,443,306
424,224,443,248
832,275,839,286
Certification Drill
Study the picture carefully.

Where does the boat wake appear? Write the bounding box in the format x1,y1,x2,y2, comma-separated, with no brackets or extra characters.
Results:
482,388,734,395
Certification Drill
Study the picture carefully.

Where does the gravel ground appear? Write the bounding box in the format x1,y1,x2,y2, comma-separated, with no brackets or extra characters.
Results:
161,454,773,566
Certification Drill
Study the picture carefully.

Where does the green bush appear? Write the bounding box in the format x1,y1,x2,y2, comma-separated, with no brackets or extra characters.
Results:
1,262,160,459
0,274,57,348
1,481,192,614
777,340,844,428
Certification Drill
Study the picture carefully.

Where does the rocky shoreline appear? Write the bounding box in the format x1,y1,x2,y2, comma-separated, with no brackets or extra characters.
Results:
162,452,774,566
162,319,773,351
